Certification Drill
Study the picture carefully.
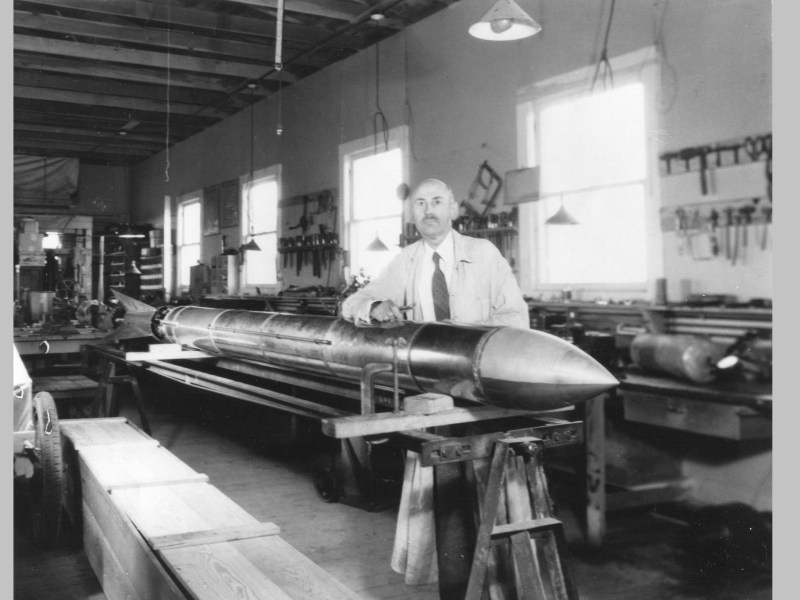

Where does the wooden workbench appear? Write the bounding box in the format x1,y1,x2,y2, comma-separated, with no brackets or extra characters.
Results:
583,369,771,545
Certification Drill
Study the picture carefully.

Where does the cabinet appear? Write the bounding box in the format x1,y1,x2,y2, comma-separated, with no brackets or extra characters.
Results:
139,246,165,302
99,236,143,302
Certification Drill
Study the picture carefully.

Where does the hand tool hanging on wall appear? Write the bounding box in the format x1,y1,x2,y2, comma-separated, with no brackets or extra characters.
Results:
709,209,720,256
731,213,741,265
677,146,712,195
738,203,756,260
723,207,735,259
761,204,772,250
744,135,772,202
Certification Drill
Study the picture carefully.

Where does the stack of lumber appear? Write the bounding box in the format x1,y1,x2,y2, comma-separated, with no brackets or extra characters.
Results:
60,417,364,600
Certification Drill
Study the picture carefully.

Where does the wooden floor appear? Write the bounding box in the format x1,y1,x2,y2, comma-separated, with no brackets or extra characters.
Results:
14,376,772,600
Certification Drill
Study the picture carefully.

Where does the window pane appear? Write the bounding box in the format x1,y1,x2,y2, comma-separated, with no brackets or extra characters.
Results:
540,83,646,193
182,201,201,244
352,149,403,220
179,244,200,287
248,179,278,233
244,232,277,285
350,216,402,279
537,184,647,284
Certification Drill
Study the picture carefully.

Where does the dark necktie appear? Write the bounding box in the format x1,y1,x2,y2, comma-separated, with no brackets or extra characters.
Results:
432,252,450,321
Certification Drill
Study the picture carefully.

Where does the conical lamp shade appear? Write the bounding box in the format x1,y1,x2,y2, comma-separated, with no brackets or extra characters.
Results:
366,233,389,252
469,0,542,41
546,202,580,225
240,238,261,251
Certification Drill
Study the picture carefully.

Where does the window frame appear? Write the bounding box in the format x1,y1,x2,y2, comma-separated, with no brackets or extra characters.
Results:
339,125,409,281
239,164,281,294
176,192,202,293
516,47,663,300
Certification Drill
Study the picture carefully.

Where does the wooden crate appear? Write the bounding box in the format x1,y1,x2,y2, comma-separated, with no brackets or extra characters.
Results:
60,418,364,600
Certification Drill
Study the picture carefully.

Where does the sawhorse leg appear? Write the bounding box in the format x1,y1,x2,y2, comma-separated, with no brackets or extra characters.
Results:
89,357,151,435
584,395,606,546
464,437,579,600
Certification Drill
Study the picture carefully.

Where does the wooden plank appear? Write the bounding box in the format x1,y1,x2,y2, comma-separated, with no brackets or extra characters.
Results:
82,500,146,600
163,536,365,600
78,443,206,490
112,481,263,541
150,522,281,551
322,406,534,438
61,417,153,449
78,456,188,600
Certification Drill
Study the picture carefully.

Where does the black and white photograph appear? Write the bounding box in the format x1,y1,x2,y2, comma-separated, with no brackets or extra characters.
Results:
11,1,777,599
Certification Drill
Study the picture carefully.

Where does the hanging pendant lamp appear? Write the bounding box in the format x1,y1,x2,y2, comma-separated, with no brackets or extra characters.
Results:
469,0,542,41
366,232,390,252
546,196,580,225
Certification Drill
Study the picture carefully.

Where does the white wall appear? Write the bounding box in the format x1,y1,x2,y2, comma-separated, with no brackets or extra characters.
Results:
126,0,772,300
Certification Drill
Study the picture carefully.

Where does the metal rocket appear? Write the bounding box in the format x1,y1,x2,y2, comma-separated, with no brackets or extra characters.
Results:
112,291,618,412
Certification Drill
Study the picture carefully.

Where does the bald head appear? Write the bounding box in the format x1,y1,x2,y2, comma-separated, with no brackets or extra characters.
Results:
411,178,459,246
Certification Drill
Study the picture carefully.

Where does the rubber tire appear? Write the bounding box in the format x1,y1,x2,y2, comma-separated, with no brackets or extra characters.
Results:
314,468,340,503
30,392,64,547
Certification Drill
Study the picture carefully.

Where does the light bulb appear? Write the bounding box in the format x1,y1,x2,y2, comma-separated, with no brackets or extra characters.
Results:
490,18,513,34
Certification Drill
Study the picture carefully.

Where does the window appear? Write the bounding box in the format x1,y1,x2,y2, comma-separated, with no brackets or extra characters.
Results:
42,232,61,250
241,165,280,291
517,48,661,296
340,126,408,280
177,196,201,290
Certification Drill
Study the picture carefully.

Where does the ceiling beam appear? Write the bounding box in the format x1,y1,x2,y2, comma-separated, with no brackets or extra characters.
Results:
14,122,169,145
14,54,259,94
15,85,233,120
14,139,155,157
15,0,365,48
15,35,298,83
14,10,327,71
224,0,364,21
13,70,236,106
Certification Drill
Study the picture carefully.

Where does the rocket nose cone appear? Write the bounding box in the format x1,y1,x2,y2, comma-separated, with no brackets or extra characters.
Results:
477,328,619,411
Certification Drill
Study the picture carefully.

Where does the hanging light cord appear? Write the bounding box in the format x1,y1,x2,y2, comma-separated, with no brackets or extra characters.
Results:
164,1,172,182
373,42,389,153
248,86,255,241
591,0,616,91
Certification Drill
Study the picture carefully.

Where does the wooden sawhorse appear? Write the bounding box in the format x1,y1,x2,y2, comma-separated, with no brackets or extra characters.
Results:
400,419,582,600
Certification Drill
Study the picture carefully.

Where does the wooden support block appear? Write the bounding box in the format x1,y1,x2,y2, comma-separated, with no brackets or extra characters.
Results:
403,393,454,415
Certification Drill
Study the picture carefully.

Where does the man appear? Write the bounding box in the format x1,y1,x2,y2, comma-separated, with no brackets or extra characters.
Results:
341,178,529,328
341,178,529,585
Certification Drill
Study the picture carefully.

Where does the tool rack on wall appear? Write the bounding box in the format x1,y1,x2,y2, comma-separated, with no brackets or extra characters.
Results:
658,133,772,265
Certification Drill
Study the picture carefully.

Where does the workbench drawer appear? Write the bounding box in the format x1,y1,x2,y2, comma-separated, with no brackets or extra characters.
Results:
622,392,771,440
